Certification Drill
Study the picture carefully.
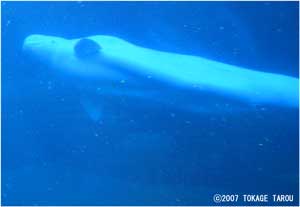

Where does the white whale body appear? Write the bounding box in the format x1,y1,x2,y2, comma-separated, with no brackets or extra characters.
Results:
23,34,299,116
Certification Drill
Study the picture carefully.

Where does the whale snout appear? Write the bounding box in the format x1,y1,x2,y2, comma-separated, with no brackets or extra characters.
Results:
23,34,50,52
23,34,69,61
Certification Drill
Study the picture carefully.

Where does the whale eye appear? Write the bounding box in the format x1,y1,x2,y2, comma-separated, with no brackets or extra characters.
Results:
74,38,101,59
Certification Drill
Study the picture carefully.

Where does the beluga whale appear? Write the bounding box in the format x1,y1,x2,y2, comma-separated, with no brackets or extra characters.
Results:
23,34,299,120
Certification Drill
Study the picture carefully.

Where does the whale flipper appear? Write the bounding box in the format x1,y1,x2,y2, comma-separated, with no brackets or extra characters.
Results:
81,97,103,122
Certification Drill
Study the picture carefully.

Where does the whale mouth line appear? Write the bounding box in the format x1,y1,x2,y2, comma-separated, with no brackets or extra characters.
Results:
23,37,42,51
23,42,42,49
23,43,41,53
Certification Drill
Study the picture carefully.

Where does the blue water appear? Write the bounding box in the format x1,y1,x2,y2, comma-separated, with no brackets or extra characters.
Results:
2,1,299,206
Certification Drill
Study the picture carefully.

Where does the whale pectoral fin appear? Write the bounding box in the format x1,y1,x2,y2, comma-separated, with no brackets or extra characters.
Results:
81,98,103,122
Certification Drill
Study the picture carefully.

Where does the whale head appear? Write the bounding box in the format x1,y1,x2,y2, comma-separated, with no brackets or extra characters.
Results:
23,34,69,64
22,34,132,80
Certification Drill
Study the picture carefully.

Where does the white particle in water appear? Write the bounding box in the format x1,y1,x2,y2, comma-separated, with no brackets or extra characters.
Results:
185,120,191,124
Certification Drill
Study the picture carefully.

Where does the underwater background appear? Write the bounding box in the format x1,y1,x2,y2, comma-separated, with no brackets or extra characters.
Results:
1,1,299,206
